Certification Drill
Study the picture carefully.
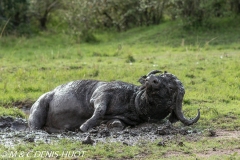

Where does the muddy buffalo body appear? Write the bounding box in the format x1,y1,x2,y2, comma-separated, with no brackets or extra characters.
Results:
28,70,200,133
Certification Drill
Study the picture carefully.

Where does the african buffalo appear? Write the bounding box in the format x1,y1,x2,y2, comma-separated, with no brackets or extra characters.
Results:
28,70,200,133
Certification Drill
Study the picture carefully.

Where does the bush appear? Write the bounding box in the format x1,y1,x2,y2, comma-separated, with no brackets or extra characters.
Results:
63,0,167,42
0,0,30,35
167,0,234,28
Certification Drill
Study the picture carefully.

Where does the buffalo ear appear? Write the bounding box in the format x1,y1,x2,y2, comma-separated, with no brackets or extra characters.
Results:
138,75,147,84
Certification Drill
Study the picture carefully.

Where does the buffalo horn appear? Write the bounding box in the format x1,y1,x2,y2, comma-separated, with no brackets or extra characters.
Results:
146,70,162,76
174,89,200,125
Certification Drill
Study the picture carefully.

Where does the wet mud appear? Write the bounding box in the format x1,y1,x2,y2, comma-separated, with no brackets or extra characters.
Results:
0,116,202,147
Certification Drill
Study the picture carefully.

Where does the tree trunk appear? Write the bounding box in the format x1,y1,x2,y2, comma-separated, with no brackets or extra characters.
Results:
39,10,48,30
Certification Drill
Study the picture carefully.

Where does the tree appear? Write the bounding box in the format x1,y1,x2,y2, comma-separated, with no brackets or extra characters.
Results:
63,0,167,42
167,0,233,28
230,0,240,14
0,0,29,35
29,0,62,30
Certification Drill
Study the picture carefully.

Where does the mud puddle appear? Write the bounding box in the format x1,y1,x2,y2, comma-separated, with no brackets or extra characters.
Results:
0,116,203,147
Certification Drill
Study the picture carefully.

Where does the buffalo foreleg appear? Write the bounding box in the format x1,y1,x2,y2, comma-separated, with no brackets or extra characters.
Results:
80,98,108,132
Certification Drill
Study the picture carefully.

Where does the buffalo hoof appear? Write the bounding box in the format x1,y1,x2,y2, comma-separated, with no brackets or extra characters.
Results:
80,124,89,132
107,119,125,131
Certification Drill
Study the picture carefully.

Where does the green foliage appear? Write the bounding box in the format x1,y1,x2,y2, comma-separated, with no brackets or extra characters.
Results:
0,0,30,35
0,0,240,39
62,0,98,42
28,0,63,30
0,0,64,36
62,0,167,42
61,0,238,42
167,0,237,28
229,0,240,14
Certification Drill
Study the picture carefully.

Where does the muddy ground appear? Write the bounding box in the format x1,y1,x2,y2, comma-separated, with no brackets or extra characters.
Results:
0,115,239,159
0,101,239,158
1,102,205,147
0,115,203,147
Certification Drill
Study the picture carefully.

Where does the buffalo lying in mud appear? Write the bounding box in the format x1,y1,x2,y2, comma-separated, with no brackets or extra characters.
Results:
28,70,200,133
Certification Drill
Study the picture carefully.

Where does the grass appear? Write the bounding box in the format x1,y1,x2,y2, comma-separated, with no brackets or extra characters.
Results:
0,106,25,118
0,134,239,159
0,18,239,159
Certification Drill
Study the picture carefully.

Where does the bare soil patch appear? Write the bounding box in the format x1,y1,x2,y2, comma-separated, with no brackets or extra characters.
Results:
196,148,240,158
215,130,240,139
1,100,34,109
163,129,240,158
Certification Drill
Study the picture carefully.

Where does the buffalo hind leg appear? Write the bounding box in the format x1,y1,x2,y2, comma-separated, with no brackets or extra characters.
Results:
28,92,53,130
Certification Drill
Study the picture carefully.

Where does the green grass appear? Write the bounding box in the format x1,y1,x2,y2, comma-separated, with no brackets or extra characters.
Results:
0,106,25,118
0,134,239,159
0,19,239,159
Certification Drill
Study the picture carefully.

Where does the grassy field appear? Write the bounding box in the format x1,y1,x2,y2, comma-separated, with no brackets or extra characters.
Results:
0,19,239,159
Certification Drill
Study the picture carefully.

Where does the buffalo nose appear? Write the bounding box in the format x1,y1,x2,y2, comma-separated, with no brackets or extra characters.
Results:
146,75,159,84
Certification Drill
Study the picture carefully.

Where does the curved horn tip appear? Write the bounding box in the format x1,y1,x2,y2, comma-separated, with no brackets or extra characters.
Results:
176,108,200,126
187,109,201,126
147,70,162,76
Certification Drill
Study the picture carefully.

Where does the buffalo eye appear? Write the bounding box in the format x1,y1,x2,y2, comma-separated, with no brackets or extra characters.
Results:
153,80,158,84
